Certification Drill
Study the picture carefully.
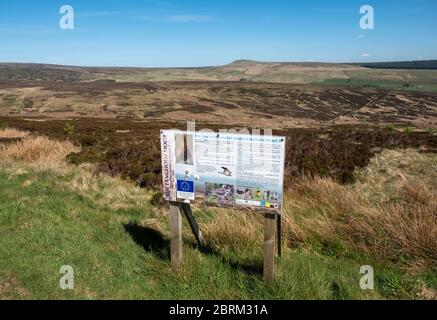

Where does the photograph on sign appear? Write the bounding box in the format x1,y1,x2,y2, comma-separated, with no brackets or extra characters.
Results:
161,130,286,212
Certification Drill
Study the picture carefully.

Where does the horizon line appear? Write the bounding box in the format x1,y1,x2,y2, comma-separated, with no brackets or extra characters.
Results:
0,58,436,69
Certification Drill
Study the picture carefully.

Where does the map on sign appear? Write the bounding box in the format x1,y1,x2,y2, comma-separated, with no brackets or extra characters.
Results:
160,130,286,213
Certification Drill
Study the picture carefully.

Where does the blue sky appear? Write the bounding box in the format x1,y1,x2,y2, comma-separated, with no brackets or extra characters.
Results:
0,0,436,67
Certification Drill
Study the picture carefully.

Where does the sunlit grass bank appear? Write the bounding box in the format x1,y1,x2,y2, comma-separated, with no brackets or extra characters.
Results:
0,130,435,299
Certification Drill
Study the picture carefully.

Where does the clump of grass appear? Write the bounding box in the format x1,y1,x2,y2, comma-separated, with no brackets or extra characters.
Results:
404,126,414,134
64,122,75,136
427,128,435,136
0,128,29,139
386,124,397,132
0,135,78,168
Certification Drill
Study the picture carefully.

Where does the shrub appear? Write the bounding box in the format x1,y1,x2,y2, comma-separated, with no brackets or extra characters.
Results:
64,122,75,136
137,172,161,189
150,191,167,208
386,124,397,132
67,149,101,165
404,127,413,134
79,135,97,147
337,170,356,184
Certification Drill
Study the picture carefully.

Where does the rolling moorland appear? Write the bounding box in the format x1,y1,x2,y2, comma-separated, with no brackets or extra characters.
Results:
0,61,436,299
1,60,437,127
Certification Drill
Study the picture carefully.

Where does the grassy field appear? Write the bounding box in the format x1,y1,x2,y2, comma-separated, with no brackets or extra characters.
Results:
0,129,435,300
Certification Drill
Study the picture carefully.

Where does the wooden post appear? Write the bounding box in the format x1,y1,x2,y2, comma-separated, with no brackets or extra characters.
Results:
180,203,206,247
169,202,183,267
169,201,279,283
263,213,276,284
277,214,282,257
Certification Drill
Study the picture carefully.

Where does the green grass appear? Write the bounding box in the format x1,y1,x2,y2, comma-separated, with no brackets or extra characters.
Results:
0,166,430,300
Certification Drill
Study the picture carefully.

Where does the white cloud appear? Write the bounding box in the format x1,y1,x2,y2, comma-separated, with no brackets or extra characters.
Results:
361,53,371,57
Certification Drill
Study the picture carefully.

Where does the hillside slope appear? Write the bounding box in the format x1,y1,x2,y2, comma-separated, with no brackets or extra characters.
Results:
0,129,436,299
354,60,437,70
2,60,437,84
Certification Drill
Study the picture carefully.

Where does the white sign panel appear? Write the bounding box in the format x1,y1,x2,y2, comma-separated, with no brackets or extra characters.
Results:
160,130,286,213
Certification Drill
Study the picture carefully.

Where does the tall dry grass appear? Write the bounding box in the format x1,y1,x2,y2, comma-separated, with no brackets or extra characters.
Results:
0,128,29,139
69,166,153,212
0,129,150,214
199,210,264,255
0,130,78,170
200,149,437,272
284,176,436,272
1,130,435,272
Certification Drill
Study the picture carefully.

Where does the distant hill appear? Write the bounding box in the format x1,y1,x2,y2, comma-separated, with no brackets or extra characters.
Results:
228,60,437,70
1,59,437,84
353,60,437,70
0,60,362,83
228,59,437,70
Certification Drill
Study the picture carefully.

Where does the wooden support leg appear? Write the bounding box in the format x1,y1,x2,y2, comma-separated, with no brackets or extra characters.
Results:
277,214,282,257
180,203,206,247
169,202,183,267
263,213,276,284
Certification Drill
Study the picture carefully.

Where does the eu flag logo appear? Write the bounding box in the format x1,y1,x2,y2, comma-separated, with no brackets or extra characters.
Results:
177,180,194,193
